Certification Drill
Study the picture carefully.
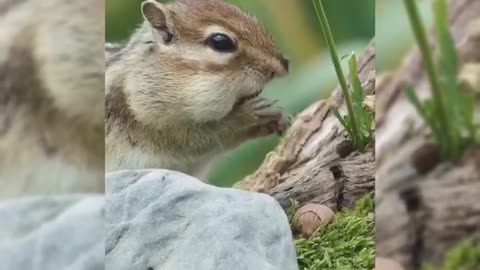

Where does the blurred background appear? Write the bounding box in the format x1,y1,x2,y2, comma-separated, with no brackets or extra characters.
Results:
376,0,432,72
106,0,374,186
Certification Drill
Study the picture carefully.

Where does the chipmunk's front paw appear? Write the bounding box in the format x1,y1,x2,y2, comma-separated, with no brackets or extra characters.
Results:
241,96,290,137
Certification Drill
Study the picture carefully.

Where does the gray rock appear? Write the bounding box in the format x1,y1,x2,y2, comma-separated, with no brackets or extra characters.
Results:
106,170,299,270
0,195,104,270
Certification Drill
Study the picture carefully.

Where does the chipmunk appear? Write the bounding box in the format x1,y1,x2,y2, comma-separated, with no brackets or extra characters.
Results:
0,0,104,199
106,0,290,178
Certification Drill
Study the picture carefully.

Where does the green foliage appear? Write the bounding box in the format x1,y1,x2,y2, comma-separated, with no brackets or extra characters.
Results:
295,194,375,270
403,0,479,161
313,0,374,151
333,54,374,151
422,234,480,270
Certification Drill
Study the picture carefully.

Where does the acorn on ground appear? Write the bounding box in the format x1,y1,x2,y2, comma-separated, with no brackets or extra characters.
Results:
292,203,335,237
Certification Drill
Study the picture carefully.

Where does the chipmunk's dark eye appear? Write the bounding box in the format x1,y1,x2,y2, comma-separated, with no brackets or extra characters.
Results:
206,33,236,52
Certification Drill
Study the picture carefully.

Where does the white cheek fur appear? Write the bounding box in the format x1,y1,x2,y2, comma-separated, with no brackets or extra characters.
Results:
183,73,237,122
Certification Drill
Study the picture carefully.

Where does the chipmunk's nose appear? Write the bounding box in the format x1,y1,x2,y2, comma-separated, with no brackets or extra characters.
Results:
270,56,289,78
280,56,289,72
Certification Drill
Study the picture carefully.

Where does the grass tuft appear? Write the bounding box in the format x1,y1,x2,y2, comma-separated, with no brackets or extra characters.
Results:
403,0,479,161
313,0,374,151
295,194,375,270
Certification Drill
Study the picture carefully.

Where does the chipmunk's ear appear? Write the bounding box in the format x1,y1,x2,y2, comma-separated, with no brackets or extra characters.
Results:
141,0,174,44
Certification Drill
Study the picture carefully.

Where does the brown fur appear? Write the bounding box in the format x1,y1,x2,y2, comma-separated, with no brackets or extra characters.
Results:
171,0,281,58
159,0,287,77
106,0,289,177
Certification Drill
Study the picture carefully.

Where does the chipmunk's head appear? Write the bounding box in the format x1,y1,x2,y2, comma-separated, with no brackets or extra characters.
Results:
129,0,288,124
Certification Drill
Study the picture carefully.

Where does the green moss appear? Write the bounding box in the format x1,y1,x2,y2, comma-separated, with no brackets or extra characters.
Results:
422,234,480,270
295,194,375,270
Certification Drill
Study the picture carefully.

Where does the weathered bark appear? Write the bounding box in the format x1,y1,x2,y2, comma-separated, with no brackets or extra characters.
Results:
375,0,480,269
235,42,375,212
235,0,479,268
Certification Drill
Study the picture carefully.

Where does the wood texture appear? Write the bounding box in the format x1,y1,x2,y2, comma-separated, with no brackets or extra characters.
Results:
235,42,375,212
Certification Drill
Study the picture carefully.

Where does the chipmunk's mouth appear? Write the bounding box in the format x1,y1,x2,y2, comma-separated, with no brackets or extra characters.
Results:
235,88,263,106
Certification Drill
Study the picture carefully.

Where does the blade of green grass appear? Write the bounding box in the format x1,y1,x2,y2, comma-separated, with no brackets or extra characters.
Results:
313,0,360,145
349,53,364,102
432,0,461,158
349,53,370,149
433,0,458,89
404,0,454,158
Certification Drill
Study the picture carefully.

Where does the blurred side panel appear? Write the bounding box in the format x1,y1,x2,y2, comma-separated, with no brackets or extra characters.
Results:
0,0,105,269
0,0,105,200
375,0,480,269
